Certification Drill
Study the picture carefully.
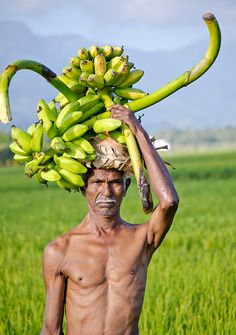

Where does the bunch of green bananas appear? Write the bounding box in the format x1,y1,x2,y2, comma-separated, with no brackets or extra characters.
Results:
9,45,153,211
5,18,221,212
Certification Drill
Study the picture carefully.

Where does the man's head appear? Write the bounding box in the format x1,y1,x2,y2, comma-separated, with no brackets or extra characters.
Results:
81,168,131,218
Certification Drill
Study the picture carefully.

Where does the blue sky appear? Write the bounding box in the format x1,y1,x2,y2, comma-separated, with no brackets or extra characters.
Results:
0,0,235,51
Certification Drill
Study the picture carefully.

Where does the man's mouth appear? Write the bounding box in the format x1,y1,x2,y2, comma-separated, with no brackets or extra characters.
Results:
96,199,116,207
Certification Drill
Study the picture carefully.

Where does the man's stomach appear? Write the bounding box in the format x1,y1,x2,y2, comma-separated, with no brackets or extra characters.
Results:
65,279,145,335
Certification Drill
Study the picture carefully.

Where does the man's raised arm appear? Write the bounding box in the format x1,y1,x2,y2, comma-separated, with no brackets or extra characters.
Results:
40,240,67,335
109,105,179,249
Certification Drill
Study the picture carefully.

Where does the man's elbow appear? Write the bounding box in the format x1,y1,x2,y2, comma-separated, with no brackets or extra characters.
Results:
161,195,179,213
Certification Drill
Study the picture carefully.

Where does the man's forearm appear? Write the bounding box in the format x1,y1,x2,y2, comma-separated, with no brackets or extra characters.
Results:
131,120,179,206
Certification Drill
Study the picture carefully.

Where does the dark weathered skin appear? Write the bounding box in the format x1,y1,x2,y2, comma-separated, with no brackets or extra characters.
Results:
40,105,179,335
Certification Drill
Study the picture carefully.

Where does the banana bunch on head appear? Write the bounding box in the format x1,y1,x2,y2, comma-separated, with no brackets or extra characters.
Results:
3,15,221,212
9,45,154,212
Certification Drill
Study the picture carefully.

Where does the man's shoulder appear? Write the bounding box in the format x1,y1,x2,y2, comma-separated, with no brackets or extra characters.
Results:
43,225,81,261
122,221,149,235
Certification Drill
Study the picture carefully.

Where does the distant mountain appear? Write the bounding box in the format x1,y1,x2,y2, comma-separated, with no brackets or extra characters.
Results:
0,20,234,133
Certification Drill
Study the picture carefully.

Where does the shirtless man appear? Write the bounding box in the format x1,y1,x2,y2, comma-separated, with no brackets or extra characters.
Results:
40,105,179,335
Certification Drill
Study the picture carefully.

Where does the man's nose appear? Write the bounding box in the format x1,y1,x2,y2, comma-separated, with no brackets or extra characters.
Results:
103,182,112,196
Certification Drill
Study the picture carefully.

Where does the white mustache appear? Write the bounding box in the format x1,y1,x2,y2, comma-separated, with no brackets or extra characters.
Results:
96,198,116,204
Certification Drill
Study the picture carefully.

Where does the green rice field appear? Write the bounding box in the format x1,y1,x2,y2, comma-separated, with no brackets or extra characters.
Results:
0,151,235,334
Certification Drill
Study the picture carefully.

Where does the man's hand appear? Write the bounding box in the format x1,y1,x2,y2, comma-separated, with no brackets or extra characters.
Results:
108,104,140,134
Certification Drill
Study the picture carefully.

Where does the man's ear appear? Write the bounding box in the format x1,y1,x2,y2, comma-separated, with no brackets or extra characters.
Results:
124,178,131,197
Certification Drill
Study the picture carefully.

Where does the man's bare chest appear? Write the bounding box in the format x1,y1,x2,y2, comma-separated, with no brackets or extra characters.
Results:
60,230,149,290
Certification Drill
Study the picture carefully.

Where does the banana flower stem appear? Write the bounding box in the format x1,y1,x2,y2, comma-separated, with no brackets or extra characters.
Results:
0,60,78,123
125,13,221,112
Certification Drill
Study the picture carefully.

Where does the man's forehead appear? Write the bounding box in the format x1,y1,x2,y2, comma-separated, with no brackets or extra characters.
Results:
88,168,124,180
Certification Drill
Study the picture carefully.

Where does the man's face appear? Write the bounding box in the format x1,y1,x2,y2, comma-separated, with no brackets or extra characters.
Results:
84,169,128,218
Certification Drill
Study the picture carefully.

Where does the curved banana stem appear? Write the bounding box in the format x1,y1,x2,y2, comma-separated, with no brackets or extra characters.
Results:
122,123,153,214
125,13,221,112
0,60,78,123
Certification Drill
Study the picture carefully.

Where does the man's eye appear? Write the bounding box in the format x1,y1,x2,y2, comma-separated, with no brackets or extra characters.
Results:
112,180,122,184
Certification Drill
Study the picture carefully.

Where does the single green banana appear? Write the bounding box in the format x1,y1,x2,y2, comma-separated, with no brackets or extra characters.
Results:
88,45,100,59
31,121,43,152
114,87,148,100
9,141,30,156
62,124,88,142
48,100,58,118
64,142,86,160
58,168,85,187
100,46,113,60
63,66,82,81
41,168,61,182
69,56,81,68
14,154,32,163
107,56,124,71
87,74,105,89
50,136,67,153
80,60,94,74
113,63,130,86
104,69,118,86
56,101,80,128
73,137,95,154
94,54,107,76
58,111,83,134
110,46,124,58
77,94,100,112
93,118,122,133
54,155,87,174
38,99,57,122
11,125,32,154
78,48,89,60
82,111,111,129
116,69,144,89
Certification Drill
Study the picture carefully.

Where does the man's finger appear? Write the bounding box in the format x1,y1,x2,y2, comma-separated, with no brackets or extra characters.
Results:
147,229,154,245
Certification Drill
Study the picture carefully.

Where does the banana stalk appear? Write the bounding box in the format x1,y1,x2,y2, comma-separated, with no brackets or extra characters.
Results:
0,60,78,123
121,123,153,214
125,13,221,112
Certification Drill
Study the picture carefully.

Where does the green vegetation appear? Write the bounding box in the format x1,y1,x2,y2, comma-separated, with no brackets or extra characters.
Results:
0,151,235,334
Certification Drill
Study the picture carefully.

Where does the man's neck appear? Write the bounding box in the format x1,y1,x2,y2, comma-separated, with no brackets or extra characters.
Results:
85,210,123,234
